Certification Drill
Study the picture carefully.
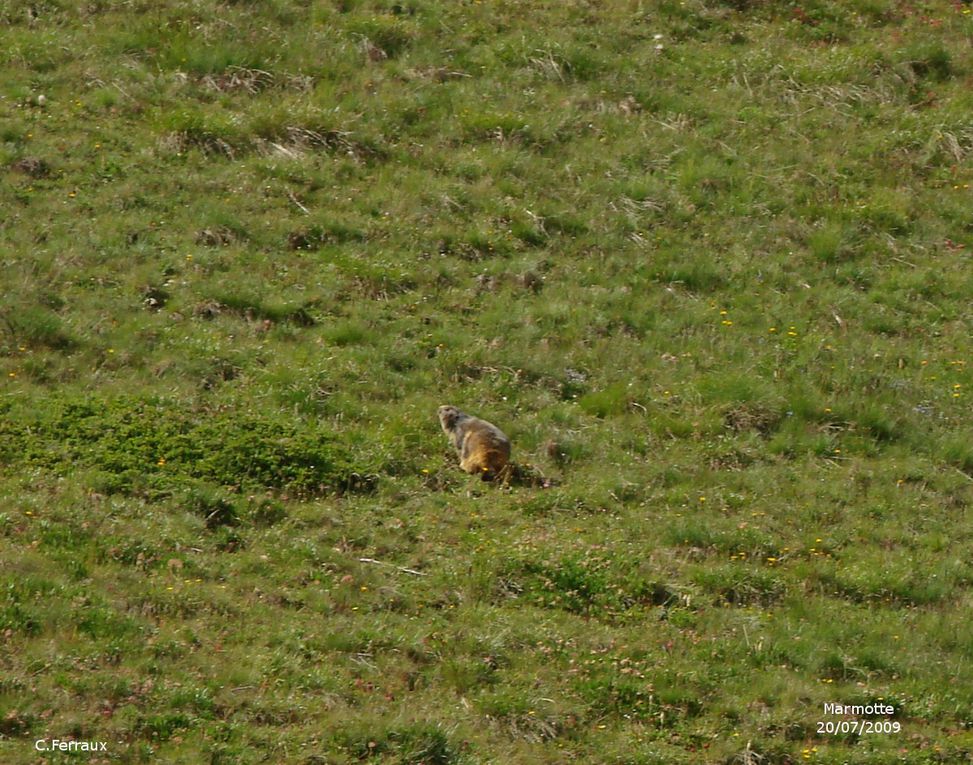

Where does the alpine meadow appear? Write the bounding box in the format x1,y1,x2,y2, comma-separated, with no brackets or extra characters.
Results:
2,0,973,763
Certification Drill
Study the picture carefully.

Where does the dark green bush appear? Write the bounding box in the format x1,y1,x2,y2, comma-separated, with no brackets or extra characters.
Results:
2,397,377,498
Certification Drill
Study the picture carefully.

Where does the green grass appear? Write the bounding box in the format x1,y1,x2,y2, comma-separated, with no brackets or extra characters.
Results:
3,0,973,762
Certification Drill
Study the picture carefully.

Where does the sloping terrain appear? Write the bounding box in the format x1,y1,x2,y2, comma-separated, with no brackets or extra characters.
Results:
2,1,973,762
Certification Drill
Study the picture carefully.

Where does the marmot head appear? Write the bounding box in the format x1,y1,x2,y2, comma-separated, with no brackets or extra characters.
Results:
437,404,462,431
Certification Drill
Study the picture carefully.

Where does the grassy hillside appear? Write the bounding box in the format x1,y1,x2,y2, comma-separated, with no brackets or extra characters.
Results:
2,0,973,762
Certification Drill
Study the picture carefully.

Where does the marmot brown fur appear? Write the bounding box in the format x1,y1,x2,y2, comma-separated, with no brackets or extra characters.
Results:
438,405,511,480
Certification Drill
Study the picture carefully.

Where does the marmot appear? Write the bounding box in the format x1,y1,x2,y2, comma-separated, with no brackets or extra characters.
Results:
438,405,511,480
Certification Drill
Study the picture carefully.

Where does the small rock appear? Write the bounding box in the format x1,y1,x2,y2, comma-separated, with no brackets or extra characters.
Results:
519,270,543,293
11,157,50,178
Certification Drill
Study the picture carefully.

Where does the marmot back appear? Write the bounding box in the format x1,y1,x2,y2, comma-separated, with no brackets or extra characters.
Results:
437,405,511,480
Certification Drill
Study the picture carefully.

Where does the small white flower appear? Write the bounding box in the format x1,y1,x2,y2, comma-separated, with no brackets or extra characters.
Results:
655,44,664,51
654,33,664,40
